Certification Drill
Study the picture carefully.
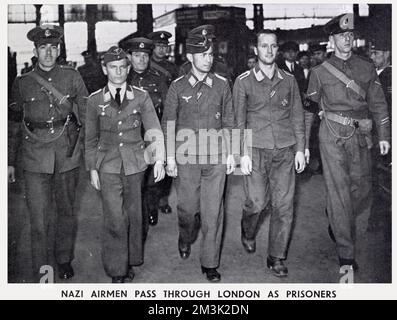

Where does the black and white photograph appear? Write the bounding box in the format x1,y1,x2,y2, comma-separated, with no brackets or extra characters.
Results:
4,0,395,300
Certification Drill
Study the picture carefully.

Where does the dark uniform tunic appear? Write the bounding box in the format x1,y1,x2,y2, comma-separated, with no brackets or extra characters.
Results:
307,54,390,260
8,64,88,277
128,67,170,232
368,65,392,229
161,72,234,268
85,85,164,277
233,64,305,259
150,57,179,86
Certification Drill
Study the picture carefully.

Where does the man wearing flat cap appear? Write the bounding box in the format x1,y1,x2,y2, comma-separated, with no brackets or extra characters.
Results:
126,37,171,234
85,46,165,283
162,24,235,282
307,13,390,273
310,43,328,67
147,31,179,85
8,24,88,282
367,36,392,232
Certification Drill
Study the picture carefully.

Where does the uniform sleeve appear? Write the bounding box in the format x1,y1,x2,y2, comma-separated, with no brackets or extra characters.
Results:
221,81,234,156
71,72,89,141
8,77,23,166
141,91,165,163
161,82,178,160
232,77,249,156
307,68,322,104
304,110,314,150
84,97,99,171
367,67,390,142
290,78,305,153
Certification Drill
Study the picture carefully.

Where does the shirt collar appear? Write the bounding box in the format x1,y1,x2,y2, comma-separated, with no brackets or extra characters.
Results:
187,72,213,88
253,64,283,82
105,82,127,103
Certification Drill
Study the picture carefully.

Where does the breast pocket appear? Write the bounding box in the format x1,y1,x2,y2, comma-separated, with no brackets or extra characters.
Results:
128,110,142,130
97,105,112,131
276,89,291,109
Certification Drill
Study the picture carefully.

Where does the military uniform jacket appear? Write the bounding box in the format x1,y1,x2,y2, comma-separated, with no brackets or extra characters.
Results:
85,85,164,175
307,54,390,142
233,64,305,154
161,71,234,158
150,58,179,85
127,68,168,120
8,64,88,173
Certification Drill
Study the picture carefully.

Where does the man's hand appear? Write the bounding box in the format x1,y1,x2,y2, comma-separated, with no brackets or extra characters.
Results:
90,170,101,191
379,141,390,155
240,155,252,175
8,166,15,183
226,155,236,175
295,151,306,173
304,148,310,164
153,161,165,183
166,158,178,177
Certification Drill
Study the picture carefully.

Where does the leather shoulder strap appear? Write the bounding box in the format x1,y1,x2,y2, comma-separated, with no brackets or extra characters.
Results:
27,71,70,105
322,61,366,99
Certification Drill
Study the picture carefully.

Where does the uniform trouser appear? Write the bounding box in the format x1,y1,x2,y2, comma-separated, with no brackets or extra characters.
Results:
24,168,79,277
319,120,372,260
368,145,391,226
99,170,145,277
176,163,226,268
241,147,295,259
142,165,173,231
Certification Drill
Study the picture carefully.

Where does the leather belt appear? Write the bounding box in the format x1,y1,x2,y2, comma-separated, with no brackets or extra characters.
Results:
24,117,68,130
325,112,362,128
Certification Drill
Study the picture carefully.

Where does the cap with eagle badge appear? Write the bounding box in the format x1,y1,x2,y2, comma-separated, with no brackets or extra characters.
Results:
126,37,154,53
186,24,216,54
102,46,129,65
324,13,354,36
27,24,64,46
147,31,172,45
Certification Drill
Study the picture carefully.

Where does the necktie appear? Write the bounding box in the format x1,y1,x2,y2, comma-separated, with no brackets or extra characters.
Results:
115,88,121,106
290,63,294,73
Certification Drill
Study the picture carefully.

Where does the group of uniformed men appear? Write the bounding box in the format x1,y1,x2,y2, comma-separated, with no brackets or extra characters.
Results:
8,12,391,283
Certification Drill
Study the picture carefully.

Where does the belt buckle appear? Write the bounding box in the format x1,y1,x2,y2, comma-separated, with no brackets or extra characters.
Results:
46,118,55,134
342,117,351,126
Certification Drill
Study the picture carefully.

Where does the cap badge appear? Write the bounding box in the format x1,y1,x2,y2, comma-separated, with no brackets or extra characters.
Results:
45,29,51,37
113,48,122,55
202,29,207,36
339,14,354,30
139,42,144,48
160,33,165,38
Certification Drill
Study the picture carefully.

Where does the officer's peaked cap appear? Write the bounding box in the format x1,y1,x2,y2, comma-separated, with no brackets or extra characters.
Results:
27,24,63,46
324,13,354,36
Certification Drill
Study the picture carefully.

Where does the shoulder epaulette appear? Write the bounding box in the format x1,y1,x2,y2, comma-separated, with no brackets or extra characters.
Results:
237,70,250,80
214,73,227,82
60,64,77,71
19,72,31,78
132,85,147,93
149,68,161,77
88,88,102,98
355,54,373,64
173,75,184,83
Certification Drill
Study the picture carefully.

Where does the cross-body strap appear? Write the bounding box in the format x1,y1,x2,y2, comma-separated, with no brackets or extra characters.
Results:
27,71,71,105
322,61,366,100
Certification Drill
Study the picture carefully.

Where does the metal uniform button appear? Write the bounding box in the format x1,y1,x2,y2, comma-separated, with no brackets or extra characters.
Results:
119,132,123,136
141,144,144,149
118,121,122,125
118,110,121,114
25,136,29,140
48,78,52,82
49,104,53,108
119,143,123,147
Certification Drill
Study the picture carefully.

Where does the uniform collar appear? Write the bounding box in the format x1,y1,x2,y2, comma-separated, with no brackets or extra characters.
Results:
35,63,59,77
253,64,283,82
187,72,213,88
